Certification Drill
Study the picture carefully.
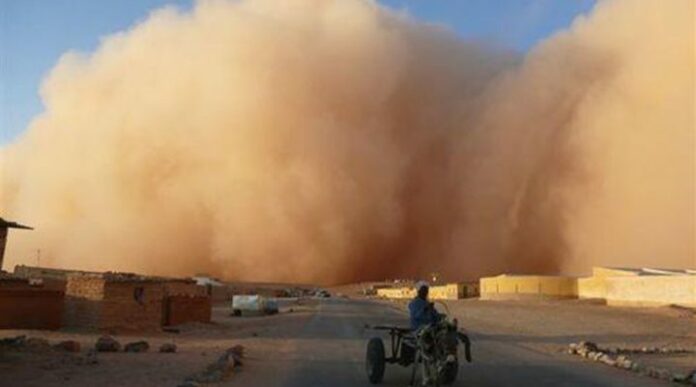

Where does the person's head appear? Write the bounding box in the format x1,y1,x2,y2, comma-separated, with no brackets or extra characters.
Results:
415,281,429,300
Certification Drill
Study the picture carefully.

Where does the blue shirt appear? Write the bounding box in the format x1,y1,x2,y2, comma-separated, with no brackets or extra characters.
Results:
408,297,439,330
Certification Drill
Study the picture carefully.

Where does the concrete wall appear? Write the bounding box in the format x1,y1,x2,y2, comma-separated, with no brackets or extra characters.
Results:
578,275,696,307
165,296,212,326
480,275,577,300
0,288,64,330
577,276,607,299
485,268,695,307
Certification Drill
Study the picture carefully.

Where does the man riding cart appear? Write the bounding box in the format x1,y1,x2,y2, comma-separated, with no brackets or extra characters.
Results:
366,282,472,386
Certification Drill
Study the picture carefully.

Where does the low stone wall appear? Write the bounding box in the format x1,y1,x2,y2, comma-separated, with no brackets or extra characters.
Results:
480,275,577,300
376,283,477,300
165,295,212,326
0,288,64,329
376,287,415,299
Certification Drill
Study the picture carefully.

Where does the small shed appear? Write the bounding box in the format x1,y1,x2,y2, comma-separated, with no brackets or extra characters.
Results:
63,273,166,331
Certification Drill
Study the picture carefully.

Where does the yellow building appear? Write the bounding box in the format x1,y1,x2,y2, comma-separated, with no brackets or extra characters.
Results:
578,267,696,307
480,267,696,307
479,274,577,300
376,282,478,300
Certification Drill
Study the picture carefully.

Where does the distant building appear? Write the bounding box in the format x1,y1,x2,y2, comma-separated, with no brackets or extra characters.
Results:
63,272,211,331
479,275,577,300
479,267,696,307
376,281,479,300
578,266,695,307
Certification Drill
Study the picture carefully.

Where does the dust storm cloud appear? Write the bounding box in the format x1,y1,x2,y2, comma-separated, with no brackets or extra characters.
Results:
1,0,693,284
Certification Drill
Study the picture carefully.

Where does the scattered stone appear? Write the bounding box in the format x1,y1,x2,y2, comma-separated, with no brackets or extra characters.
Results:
95,336,121,352
159,343,177,353
54,340,81,353
579,341,599,352
183,345,244,384
566,341,690,383
124,341,150,353
177,381,200,387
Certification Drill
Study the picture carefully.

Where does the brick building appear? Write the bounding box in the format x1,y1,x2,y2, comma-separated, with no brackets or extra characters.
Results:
63,272,211,331
63,273,165,331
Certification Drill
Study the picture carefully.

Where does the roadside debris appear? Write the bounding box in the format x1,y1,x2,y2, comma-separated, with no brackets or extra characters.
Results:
95,336,121,352
181,345,245,385
568,341,696,385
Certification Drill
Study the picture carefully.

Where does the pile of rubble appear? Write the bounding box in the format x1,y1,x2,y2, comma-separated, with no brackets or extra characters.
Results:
568,341,696,385
179,345,245,387
94,335,177,354
1,335,177,360
0,335,81,353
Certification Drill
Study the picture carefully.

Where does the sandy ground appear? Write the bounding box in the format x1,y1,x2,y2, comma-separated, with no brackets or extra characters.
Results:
385,297,696,376
0,299,319,387
0,295,693,386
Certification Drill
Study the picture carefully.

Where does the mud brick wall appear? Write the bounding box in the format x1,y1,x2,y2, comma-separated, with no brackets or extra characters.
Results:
163,281,207,297
0,289,64,329
63,276,105,329
165,295,212,326
100,282,165,331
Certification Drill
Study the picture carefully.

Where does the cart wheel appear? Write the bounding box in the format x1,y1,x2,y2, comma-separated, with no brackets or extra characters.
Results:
366,337,386,384
441,359,459,385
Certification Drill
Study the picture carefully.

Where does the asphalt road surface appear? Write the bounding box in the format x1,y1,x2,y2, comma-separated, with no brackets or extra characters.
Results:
229,298,664,386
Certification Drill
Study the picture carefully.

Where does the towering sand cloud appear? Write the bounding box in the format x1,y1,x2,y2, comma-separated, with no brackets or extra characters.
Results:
1,0,693,283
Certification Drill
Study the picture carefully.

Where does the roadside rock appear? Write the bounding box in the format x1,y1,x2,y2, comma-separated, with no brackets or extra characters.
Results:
95,336,121,352
225,345,245,365
54,340,81,353
124,341,150,353
159,343,177,353
183,345,244,384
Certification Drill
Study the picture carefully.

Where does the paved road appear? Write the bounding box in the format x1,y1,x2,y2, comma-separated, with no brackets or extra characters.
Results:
229,298,664,386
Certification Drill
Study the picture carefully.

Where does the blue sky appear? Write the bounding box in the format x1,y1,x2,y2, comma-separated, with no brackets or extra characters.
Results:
0,0,595,145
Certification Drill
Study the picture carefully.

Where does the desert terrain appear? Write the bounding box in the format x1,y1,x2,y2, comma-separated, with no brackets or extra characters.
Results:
1,293,693,387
